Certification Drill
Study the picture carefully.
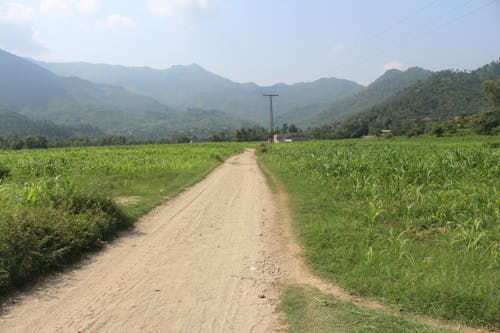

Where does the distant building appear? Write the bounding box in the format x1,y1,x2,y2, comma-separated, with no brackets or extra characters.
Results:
273,132,309,143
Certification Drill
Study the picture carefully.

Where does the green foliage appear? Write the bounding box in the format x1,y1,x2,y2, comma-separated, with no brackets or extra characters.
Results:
481,78,500,108
0,143,243,293
291,67,432,126
262,138,500,328
234,126,269,141
0,109,103,139
0,165,9,179
307,62,500,139
0,178,130,290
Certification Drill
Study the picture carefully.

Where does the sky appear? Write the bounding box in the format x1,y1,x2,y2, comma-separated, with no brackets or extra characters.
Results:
0,0,499,86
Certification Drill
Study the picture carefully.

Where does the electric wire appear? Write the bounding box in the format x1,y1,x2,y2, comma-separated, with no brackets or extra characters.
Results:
331,0,498,79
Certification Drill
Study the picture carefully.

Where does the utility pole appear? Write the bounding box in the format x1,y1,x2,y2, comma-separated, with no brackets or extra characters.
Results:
263,94,279,143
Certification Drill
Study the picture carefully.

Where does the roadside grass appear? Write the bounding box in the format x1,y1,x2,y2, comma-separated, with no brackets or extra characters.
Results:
261,137,499,329
76,162,224,218
280,285,454,333
0,143,243,294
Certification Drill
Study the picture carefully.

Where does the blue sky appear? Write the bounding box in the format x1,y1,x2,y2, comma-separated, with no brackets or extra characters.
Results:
1,0,499,85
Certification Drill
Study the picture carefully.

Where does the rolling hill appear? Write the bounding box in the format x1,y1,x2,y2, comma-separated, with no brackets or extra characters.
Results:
335,61,500,137
1,49,249,137
278,67,433,127
37,61,364,122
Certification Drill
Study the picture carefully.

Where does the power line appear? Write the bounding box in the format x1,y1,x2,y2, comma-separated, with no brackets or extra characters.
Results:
330,0,442,70
362,0,442,43
332,0,497,79
367,0,499,65
337,0,474,72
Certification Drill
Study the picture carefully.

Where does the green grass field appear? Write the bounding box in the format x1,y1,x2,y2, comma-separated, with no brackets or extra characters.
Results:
0,143,243,293
260,137,499,329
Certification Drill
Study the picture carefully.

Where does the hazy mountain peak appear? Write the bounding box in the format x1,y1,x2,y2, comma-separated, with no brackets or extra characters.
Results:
370,66,431,87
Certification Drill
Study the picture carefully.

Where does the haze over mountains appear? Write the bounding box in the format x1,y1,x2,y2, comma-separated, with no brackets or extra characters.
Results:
37,60,364,123
1,47,498,139
0,49,249,138
278,67,433,126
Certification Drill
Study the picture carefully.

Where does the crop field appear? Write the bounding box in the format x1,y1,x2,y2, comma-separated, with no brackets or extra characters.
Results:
260,137,499,329
0,143,243,293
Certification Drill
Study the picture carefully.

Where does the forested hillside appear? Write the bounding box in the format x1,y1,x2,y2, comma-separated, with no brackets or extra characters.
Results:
1,49,249,137
0,109,102,138
327,62,500,138
281,67,432,126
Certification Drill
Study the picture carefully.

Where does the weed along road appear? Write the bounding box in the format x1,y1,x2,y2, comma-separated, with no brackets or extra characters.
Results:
0,149,286,332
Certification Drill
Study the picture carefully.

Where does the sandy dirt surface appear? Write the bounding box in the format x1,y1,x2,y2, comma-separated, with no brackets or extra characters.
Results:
0,150,288,333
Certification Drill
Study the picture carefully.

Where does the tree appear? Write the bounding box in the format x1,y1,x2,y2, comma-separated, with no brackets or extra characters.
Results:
475,108,500,135
288,124,298,133
281,123,288,134
432,125,444,137
482,79,500,108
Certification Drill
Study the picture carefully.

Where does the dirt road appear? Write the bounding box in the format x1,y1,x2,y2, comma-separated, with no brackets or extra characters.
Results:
0,150,287,333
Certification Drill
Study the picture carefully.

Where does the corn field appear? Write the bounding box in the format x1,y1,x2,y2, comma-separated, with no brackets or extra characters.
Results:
261,137,499,328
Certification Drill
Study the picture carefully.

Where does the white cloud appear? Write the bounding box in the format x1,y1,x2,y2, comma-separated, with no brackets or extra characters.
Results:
40,0,71,15
107,14,136,29
94,14,137,30
76,0,99,14
148,0,214,16
0,2,35,23
32,30,49,49
0,23,48,54
40,0,100,16
384,60,405,71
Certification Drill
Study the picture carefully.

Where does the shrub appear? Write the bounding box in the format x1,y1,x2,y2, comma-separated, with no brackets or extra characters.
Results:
0,165,9,179
0,180,130,292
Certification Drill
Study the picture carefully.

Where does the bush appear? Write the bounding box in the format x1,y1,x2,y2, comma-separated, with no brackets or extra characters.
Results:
0,180,130,293
0,165,9,179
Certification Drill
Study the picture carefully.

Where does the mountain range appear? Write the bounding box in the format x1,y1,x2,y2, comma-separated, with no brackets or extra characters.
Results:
1,47,497,139
37,60,364,123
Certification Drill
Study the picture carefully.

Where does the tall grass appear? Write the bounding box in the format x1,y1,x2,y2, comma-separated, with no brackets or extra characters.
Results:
261,137,499,328
0,143,243,293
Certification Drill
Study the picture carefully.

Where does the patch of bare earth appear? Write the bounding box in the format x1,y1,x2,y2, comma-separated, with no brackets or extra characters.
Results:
114,196,142,205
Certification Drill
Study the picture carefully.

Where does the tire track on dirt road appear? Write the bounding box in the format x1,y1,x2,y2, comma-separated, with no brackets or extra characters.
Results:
1,148,488,333
0,149,288,333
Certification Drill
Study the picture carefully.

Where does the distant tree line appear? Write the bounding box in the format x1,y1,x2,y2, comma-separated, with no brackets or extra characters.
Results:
0,122,311,150
209,124,303,142
2,72,498,150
